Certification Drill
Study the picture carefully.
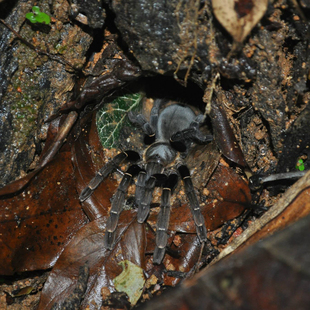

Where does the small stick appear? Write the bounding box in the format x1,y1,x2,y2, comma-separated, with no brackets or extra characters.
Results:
249,170,307,190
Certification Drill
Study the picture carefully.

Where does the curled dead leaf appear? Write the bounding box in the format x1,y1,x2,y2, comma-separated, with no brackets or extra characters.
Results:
212,0,268,43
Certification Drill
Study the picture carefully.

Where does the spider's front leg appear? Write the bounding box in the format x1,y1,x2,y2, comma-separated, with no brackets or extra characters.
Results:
178,164,211,246
79,150,140,202
104,164,141,248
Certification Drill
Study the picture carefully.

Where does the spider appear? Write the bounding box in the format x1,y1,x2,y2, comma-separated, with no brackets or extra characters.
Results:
79,98,213,264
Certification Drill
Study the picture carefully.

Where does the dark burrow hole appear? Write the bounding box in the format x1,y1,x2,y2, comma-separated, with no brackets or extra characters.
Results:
115,75,206,111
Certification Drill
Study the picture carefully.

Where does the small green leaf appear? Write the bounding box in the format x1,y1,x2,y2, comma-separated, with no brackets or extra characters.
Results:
296,159,305,171
25,12,37,23
32,6,41,14
25,6,51,25
96,93,143,148
113,260,145,306
36,12,51,25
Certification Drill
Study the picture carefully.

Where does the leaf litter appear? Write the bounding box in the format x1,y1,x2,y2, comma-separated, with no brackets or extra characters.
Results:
0,94,252,308
2,0,310,308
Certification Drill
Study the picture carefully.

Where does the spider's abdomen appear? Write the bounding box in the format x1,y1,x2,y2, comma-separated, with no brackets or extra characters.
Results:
156,104,196,141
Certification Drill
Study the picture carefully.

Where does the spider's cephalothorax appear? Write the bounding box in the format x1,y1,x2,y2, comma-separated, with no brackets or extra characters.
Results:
79,99,213,263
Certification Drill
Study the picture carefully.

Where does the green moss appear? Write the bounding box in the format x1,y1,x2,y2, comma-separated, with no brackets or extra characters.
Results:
55,43,67,54
7,69,42,149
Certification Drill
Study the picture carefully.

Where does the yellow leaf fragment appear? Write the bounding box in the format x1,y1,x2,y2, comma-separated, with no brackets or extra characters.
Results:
113,260,145,306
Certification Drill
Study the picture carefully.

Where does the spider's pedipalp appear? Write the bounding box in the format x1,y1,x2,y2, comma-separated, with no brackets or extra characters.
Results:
189,115,213,144
128,111,154,137
149,98,164,130
178,165,209,243
104,164,141,249
79,150,140,202
170,117,213,147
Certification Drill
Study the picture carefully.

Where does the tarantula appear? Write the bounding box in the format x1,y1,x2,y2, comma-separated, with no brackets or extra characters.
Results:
79,99,213,263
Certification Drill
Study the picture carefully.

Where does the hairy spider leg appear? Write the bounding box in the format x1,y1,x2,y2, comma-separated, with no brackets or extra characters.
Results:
136,161,163,223
137,176,156,223
153,173,178,264
104,164,141,249
79,150,140,202
178,165,209,245
135,170,147,208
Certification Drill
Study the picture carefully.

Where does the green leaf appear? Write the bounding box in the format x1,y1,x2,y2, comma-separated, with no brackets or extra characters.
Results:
296,159,305,171
113,260,145,306
25,12,37,23
26,6,51,25
32,6,41,14
36,12,51,25
96,93,143,148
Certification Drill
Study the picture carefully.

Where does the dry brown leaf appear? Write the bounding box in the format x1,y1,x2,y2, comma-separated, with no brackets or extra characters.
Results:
0,151,88,275
37,211,145,310
212,0,268,43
